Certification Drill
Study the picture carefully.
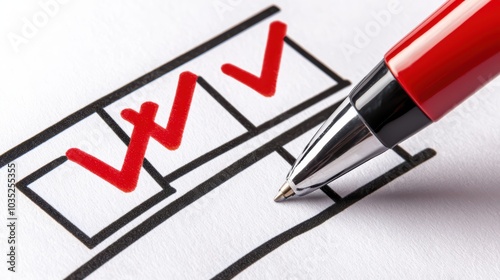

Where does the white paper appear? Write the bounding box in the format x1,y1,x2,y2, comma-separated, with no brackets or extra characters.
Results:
1,0,499,279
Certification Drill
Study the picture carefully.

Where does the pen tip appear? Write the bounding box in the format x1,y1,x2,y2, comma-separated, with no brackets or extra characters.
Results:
273,182,295,202
273,192,286,202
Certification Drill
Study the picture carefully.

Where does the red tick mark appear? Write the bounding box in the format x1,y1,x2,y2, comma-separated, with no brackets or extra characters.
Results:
66,102,158,193
121,72,197,150
66,72,198,192
221,21,287,97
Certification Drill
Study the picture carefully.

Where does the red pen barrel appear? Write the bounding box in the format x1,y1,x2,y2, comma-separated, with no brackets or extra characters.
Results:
384,0,500,121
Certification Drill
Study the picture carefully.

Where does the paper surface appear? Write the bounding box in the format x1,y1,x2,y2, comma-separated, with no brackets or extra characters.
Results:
1,0,499,279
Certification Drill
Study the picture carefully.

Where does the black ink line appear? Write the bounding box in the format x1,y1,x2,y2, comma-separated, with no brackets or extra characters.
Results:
275,147,295,165
88,190,172,248
198,77,256,131
16,156,67,186
96,109,130,146
212,148,437,280
392,145,413,162
320,185,343,203
163,132,252,182
256,82,350,132
0,5,281,169
142,160,174,190
276,147,342,203
66,101,347,279
284,36,347,83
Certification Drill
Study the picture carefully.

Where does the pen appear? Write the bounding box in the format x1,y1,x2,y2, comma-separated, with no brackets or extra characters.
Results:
274,0,500,202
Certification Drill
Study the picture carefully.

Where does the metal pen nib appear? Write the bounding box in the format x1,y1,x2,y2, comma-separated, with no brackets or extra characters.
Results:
272,60,432,202
272,97,387,202
273,182,295,202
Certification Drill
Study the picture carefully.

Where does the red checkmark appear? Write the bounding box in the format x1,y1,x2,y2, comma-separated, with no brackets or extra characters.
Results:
66,72,198,192
221,21,287,97
66,102,158,193
121,72,197,150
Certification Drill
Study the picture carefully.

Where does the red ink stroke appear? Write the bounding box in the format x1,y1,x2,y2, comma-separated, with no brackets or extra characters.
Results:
221,21,287,97
66,72,198,192
121,72,198,150
66,102,158,193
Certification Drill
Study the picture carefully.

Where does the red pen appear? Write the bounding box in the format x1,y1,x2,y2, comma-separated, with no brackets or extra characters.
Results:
274,0,500,201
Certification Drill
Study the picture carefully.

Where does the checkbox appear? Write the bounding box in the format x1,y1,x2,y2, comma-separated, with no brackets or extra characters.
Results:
16,114,168,247
195,17,348,126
